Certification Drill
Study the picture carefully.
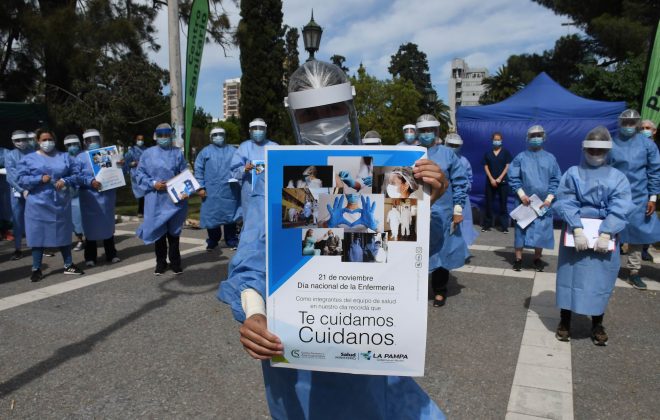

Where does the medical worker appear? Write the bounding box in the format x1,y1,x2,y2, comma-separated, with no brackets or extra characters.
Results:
302,229,321,256
218,60,447,419
554,126,633,346
400,201,412,238
400,124,417,145
195,127,240,251
63,135,85,251
363,130,382,145
445,133,479,250
609,109,660,290
508,125,561,272
338,156,373,192
0,145,14,242
124,134,147,216
77,129,120,266
384,166,419,199
17,128,84,281
388,204,401,240
230,118,276,211
417,114,469,308
5,130,34,260
348,235,364,262
136,123,188,275
640,119,658,261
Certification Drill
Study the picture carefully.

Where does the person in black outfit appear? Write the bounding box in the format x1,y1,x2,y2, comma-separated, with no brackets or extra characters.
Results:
481,132,512,232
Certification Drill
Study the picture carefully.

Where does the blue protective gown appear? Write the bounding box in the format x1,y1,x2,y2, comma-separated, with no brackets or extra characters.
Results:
508,149,561,250
554,163,633,315
77,153,117,241
135,146,188,244
0,149,12,225
16,151,79,248
194,143,241,228
123,145,147,199
217,167,445,420
609,132,660,244
5,147,34,248
427,145,469,272
458,154,479,248
230,139,277,211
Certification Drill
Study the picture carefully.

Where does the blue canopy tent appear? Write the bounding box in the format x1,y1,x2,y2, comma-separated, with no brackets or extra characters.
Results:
456,72,626,219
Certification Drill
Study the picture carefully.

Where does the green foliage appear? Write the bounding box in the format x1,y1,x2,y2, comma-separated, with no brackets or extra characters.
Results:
283,25,300,86
237,0,290,143
330,55,349,74
388,42,437,113
213,119,241,144
479,66,524,105
192,106,212,129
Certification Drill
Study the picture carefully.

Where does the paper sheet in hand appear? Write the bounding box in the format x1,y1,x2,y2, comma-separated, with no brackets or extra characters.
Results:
166,169,200,203
251,160,265,191
86,146,126,191
564,218,616,250
510,194,543,229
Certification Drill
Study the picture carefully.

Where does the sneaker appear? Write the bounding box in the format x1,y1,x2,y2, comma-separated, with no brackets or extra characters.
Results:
171,265,183,275
502,229,509,234
481,227,491,232
555,322,570,342
64,264,84,275
591,324,608,346
205,244,218,252
154,264,167,276
44,251,55,257
513,259,522,271
641,250,653,262
232,246,238,251
533,258,544,272
30,269,43,282
11,250,22,261
85,260,96,267
73,241,84,252
110,257,121,264
627,274,647,290
432,295,446,307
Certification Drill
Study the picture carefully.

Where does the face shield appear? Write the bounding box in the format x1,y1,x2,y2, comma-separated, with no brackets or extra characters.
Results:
526,125,545,147
402,124,416,144
63,135,81,155
363,130,382,145
385,167,418,198
11,131,29,150
210,128,226,145
445,133,463,152
582,126,612,166
83,129,102,150
285,60,360,145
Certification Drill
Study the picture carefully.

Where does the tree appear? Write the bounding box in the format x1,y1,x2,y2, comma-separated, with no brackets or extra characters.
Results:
237,0,289,142
388,42,436,113
479,65,524,105
213,119,241,144
283,25,300,86
330,55,349,74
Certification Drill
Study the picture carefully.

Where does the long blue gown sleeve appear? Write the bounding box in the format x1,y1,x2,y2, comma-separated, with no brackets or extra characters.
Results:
507,154,523,194
194,148,207,189
447,151,468,208
122,148,135,175
646,140,660,195
230,142,250,183
16,159,43,191
176,151,188,174
547,155,562,197
135,152,157,191
5,151,23,193
554,168,584,230
61,154,81,187
599,170,633,235
460,156,473,192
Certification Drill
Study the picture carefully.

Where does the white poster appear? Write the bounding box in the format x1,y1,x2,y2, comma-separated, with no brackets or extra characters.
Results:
86,146,126,191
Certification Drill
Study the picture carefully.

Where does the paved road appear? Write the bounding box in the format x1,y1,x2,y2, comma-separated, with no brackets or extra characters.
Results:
0,223,658,419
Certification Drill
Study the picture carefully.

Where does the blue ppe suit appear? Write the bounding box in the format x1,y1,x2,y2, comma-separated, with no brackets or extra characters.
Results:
194,144,241,228
609,133,660,244
0,149,11,227
458,154,479,248
124,145,147,198
16,151,79,247
76,153,117,241
427,145,469,272
508,149,561,250
349,238,364,262
554,163,633,315
5,147,34,248
230,139,276,211
217,167,445,420
135,146,188,244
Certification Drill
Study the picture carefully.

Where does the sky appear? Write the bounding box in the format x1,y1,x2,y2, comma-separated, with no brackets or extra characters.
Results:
149,0,576,119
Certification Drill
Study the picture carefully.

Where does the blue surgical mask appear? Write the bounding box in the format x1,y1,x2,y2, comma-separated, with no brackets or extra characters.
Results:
67,145,80,155
528,138,543,147
87,142,101,150
212,135,225,146
157,138,172,148
418,132,436,147
346,193,360,204
641,129,653,138
40,140,55,153
136,140,145,147
403,133,416,144
492,141,502,148
620,127,636,138
251,130,266,143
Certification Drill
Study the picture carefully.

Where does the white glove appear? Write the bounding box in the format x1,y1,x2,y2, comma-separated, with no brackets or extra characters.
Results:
594,233,611,253
22,190,29,199
573,228,589,251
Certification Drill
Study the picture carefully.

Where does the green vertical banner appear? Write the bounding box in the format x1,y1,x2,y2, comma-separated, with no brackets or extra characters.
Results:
642,19,660,122
184,0,209,159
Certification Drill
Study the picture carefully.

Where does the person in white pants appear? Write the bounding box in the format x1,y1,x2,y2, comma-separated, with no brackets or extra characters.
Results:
400,203,412,238
388,206,401,240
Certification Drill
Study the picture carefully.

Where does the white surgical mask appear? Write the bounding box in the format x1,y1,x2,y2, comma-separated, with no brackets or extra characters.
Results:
299,115,351,146
40,140,56,153
584,153,606,167
386,184,402,198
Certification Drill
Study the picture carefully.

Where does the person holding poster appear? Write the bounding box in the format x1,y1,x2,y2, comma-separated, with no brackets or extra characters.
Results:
553,126,633,345
230,118,276,212
77,129,120,267
136,123,188,275
194,127,240,251
218,60,448,419
416,114,469,308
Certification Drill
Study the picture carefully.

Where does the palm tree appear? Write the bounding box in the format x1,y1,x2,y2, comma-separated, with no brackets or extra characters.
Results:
479,65,524,105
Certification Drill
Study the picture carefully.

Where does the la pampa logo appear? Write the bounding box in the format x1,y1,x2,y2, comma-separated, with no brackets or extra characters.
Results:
361,351,373,360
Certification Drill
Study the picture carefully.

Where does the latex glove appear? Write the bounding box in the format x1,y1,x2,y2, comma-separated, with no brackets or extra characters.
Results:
326,195,346,227
22,190,29,199
573,228,589,252
338,170,356,188
356,195,378,231
239,314,283,360
594,233,611,253
362,176,373,187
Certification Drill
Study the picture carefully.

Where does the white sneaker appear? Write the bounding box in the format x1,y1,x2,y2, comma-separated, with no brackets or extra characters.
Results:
73,241,84,252
111,257,121,263
85,260,96,267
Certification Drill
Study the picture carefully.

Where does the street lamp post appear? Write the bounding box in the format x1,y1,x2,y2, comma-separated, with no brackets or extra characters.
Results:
425,86,437,113
302,11,323,62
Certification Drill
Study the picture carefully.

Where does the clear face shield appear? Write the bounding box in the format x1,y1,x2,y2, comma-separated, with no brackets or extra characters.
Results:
385,167,418,198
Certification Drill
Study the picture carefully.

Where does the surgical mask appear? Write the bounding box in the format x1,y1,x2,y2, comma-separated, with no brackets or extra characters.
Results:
14,140,28,150
157,138,172,148
418,132,436,147
136,140,144,147
67,145,80,155
346,193,360,204
641,129,653,138
620,127,636,138
492,141,502,148
87,142,101,150
299,115,351,146
403,133,416,144
251,130,266,143
40,141,55,153
212,136,225,146
449,145,461,154
528,138,543,147
584,153,606,167
387,184,402,198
